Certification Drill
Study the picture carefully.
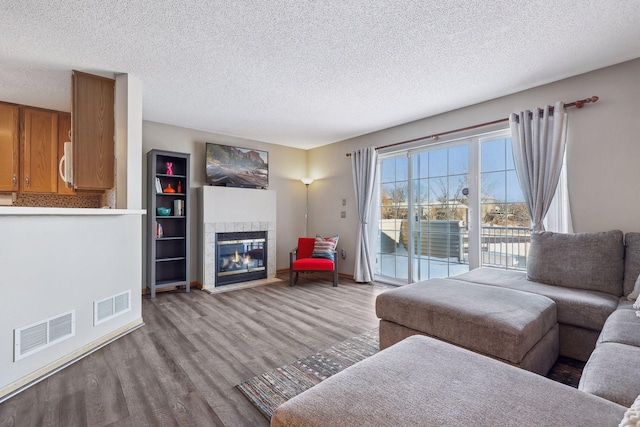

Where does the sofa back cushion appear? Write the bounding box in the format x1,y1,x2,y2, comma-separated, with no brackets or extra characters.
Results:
624,233,640,297
527,230,624,296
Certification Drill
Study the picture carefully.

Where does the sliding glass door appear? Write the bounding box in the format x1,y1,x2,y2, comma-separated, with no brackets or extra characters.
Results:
376,130,530,284
411,143,470,281
377,142,471,282
378,156,409,280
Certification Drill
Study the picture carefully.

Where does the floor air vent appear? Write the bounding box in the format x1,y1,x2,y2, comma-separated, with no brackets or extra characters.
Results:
94,291,131,326
14,311,75,361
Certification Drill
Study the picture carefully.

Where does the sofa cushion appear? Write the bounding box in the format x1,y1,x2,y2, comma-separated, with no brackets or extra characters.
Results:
625,233,640,297
598,308,640,347
453,268,618,331
271,335,625,427
527,230,624,296
579,342,640,407
375,278,556,364
618,296,636,310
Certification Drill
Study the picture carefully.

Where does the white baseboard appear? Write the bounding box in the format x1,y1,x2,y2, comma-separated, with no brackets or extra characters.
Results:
0,318,144,403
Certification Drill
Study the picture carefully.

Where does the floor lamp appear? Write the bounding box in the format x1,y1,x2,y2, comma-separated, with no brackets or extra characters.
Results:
301,178,314,236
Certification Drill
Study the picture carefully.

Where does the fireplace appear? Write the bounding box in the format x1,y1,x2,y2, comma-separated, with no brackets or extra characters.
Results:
200,186,277,289
215,231,267,286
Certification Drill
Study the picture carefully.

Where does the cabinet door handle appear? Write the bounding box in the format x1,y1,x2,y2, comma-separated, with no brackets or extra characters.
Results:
12,174,16,186
25,176,30,187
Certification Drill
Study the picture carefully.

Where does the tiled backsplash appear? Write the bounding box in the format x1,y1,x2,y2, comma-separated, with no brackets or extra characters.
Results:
12,193,103,208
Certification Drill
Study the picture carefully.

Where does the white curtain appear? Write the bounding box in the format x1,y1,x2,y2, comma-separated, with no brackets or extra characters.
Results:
351,147,378,283
543,150,574,233
509,101,569,232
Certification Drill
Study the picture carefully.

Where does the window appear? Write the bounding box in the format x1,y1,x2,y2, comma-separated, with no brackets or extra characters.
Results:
480,137,531,269
376,130,531,284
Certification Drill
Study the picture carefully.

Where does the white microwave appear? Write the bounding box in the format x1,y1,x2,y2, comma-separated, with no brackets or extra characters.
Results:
58,141,73,188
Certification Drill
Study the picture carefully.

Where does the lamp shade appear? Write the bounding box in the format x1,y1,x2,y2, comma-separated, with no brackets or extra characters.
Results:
301,178,314,185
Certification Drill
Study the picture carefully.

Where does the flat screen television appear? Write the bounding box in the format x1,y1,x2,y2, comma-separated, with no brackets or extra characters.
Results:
205,142,269,188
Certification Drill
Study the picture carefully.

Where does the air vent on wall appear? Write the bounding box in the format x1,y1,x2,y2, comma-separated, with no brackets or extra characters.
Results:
14,311,75,361
94,290,131,326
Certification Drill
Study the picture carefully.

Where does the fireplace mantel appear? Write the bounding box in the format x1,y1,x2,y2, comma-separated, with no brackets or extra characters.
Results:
198,186,276,289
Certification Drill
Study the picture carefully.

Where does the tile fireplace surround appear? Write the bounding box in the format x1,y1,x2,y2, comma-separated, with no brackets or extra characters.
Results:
199,186,276,290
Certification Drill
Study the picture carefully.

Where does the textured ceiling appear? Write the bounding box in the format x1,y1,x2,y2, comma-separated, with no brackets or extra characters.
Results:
1,1,639,149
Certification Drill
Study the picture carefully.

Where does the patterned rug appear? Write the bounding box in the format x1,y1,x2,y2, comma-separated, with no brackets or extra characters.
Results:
236,328,379,420
237,328,584,421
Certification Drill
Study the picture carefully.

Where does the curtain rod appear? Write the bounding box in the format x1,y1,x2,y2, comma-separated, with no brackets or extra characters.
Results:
345,96,599,157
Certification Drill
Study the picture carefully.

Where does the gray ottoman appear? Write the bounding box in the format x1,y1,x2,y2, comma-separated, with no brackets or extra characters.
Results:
271,336,625,427
376,278,559,375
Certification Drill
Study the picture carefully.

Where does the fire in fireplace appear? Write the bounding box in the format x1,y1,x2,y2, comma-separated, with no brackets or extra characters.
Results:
216,231,267,286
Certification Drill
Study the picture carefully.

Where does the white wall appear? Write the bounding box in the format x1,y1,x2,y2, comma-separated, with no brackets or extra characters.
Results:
142,122,308,284
0,212,143,397
115,74,143,210
308,58,640,276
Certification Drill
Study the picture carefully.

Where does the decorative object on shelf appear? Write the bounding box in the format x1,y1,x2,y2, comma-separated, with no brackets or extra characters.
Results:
164,183,176,193
155,177,163,193
173,199,185,216
157,207,171,216
166,162,173,175
156,222,164,238
177,180,182,193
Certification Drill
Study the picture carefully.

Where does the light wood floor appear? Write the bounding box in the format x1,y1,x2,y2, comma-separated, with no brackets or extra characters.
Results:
0,274,388,426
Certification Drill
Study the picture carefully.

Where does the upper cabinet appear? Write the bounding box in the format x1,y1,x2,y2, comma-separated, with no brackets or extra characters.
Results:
0,102,19,192
72,71,115,191
21,107,58,193
0,70,115,197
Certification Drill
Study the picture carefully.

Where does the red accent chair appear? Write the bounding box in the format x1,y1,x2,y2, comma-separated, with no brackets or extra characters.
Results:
290,237,338,287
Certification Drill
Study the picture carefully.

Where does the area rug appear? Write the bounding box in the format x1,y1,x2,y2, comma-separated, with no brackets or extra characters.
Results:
237,328,584,421
236,328,379,420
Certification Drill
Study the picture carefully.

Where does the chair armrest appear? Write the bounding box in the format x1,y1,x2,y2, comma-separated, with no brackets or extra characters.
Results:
290,247,298,266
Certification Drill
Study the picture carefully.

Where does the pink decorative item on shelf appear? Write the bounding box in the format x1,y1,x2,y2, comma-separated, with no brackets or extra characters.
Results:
166,162,173,175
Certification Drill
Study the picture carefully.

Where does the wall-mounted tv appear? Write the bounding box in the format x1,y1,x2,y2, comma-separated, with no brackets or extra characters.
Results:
205,142,269,188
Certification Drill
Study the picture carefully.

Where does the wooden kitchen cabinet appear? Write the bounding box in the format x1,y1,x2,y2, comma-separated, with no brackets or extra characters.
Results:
72,71,115,191
0,102,19,192
21,107,58,193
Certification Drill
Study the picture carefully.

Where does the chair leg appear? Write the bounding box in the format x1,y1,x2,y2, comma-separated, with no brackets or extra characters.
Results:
333,269,338,287
290,270,294,287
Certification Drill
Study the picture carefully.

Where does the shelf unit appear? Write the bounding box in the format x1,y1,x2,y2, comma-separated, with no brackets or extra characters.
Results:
146,149,190,298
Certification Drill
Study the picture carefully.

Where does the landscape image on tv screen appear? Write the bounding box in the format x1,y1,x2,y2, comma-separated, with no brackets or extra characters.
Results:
206,143,268,188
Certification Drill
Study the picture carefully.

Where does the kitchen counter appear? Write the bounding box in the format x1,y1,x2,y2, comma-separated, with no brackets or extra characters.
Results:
0,207,146,216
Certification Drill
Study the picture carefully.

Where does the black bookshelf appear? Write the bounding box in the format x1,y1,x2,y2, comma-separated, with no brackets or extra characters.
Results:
146,149,190,298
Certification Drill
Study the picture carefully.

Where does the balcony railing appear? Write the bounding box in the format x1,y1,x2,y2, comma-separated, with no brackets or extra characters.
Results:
481,226,531,270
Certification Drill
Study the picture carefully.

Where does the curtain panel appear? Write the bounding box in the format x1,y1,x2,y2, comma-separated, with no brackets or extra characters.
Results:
509,101,569,232
351,147,378,282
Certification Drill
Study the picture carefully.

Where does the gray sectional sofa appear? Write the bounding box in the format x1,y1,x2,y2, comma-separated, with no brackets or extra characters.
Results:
452,230,632,362
271,230,640,425
377,229,640,407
